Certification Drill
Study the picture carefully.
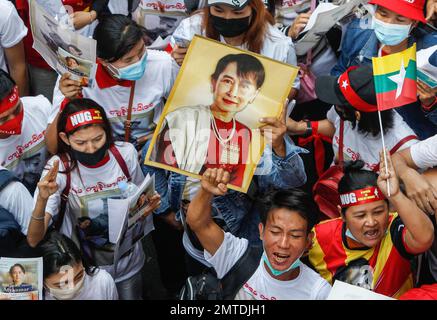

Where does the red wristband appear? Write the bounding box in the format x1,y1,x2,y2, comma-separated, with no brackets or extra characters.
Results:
310,121,319,135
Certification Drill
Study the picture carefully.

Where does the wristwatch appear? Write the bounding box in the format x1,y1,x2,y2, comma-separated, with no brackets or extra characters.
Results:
304,120,312,137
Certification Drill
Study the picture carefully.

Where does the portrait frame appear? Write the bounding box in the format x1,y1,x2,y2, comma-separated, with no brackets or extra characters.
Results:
145,35,299,193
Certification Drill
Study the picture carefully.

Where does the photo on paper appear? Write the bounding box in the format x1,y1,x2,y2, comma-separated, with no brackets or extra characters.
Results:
28,0,97,86
57,47,94,87
108,175,156,271
145,35,298,193
0,257,43,300
133,0,188,48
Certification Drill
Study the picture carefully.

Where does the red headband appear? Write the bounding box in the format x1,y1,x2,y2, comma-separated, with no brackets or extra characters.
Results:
65,109,104,133
338,67,378,113
340,186,386,208
0,86,19,114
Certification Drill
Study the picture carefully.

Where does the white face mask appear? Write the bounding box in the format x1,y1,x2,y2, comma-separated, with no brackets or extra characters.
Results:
46,271,85,300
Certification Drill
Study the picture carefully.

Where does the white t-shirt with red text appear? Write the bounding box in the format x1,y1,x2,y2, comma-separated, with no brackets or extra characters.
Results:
34,142,146,283
0,95,51,193
205,232,331,300
52,49,178,142
326,106,418,171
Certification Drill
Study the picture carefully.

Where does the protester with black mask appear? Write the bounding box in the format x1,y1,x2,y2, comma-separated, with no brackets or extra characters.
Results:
27,98,161,300
170,0,300,99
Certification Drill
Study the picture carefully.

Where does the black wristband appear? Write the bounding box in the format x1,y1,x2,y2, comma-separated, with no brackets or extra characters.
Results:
304,120,312,137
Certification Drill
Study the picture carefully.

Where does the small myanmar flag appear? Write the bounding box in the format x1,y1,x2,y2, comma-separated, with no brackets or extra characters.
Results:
372,43,417,111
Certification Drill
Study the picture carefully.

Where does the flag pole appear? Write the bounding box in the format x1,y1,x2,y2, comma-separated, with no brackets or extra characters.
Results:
377,110,390,197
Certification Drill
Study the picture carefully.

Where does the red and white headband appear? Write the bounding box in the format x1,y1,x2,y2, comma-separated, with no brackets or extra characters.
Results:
340,186,386,208
0,86,19,114
338,67,378,113
65,109,104,133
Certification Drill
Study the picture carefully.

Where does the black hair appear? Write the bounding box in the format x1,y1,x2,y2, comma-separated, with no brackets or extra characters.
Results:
9,264,25,275
211,54,266,89
93,14,146,63
56,98,114,171
67,44,82,55
338,160,388,215
335,104,395,137
0,69,16,101
38,231,97,279
259,188,318,233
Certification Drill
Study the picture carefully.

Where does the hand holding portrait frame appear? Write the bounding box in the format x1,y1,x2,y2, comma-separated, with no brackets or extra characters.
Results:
145,35,298,193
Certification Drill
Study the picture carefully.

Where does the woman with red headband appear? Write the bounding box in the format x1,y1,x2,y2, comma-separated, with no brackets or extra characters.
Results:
309,155,434,298
287,65,418,172
27,98,161,300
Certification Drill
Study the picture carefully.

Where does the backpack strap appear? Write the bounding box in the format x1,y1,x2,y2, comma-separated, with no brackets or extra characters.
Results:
338,119,345,168
221,245,263,300
109,144,131,182
373,135,417,172
54,154,71,231
0,170,19,193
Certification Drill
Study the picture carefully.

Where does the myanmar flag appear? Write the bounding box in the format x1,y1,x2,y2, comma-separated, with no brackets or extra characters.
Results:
372,44,417,111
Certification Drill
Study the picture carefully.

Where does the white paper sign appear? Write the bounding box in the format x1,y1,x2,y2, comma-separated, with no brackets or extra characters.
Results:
327,280,395,300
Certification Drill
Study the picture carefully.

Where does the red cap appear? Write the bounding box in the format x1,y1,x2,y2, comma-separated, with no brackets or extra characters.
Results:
0,86,19,114
369,0,427,23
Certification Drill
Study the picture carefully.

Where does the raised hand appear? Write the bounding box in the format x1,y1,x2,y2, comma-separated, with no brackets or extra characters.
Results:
201,168,231,196
288,12,312,39
259,105,287,157
59,73,82,99
37,160,59,200
171,45,188,66
377,150,400,198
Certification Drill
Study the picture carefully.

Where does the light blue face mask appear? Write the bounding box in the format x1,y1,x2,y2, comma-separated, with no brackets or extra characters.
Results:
345,228,362,243
262,252,301,277
109,49,148,81
371,17,411,46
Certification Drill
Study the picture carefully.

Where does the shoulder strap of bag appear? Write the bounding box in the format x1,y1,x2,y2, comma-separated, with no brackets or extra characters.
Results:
124,81,136,142
109,144,132,182
338,119,345,168
373,135,418,172
221,245,263,300
0,170,19,193
55,154,71,231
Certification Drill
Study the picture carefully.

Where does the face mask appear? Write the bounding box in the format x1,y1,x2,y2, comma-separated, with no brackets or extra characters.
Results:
262,251,301,277
211,15,252,38
108,50,148,81
345,228,362,243
0,105,23,135
71,140,109,166
372,17,411,46
46,272,85,300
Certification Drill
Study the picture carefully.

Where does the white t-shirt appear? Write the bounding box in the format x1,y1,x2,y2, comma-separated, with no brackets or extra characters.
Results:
0,0,27,72
45,269,119,300
0,95,51,194
52,50,178,142
0,168,33,236
326,106,418,171
205,232,331,300
171,12,300,89
34,142,146,283
410,134,437,170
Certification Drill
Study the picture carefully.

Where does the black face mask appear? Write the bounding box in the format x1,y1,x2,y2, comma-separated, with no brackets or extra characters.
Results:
211,14,252,38
72,141,110,166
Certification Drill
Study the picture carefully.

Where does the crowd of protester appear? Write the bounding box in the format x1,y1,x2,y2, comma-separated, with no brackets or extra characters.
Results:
0,0,437,300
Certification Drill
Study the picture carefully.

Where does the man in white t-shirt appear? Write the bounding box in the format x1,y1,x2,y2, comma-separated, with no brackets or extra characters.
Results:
0,70,51,194
0,0,28,96
393,135,437,284
185,167,331,300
